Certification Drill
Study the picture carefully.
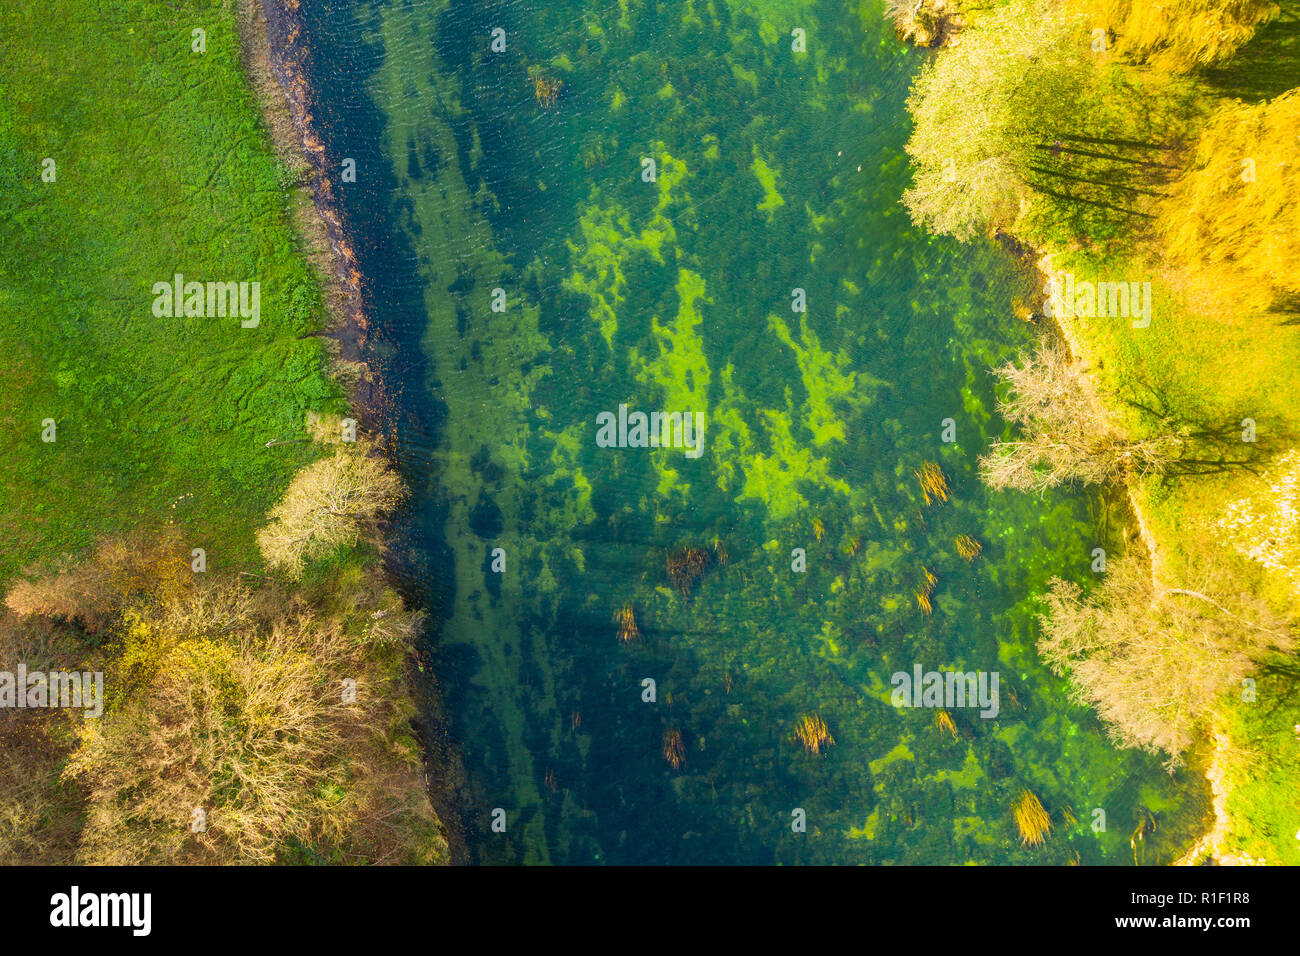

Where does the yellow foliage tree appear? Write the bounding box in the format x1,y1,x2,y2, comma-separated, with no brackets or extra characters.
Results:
1157,90,1300,321
4,532,191,634
1077,0,1278,72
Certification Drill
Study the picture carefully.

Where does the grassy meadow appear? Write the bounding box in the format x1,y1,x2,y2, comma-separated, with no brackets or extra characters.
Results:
0,1,444,864
0,0,343,578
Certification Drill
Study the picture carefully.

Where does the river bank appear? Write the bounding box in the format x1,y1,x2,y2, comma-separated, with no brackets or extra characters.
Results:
1030,253,1226,864
235,0,464,863
893,1,1300,865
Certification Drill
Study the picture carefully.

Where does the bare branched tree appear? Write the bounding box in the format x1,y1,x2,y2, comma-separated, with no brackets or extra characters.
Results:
1037,555,1292,766
978,341,1184,493
885,0,966,48
257,447,406,578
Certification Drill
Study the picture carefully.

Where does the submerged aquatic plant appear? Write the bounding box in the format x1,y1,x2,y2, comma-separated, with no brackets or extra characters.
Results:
666,546,713,598
1013,789,1053,847
613,603,640,644
794,714,835,755
663,729,685,770
955,534,983,561
1131,810,1157,865
915,462,950,505
533,75,562,108
915,566,938,614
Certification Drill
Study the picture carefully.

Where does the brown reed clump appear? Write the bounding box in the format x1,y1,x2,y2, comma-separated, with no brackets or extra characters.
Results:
533,75,562,108
935,709,958,739
663,728,685,770
915,461,949,505
955,534,983,561
613,603,640,644
794,714,835,755
666,546,713,598
915,566,938,614
712,538,729,567
1013,789,1053,847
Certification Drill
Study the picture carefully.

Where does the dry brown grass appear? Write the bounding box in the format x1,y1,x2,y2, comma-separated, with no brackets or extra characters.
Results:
666,545,714,598
533,75,562,108
915,462,950,505
613,602,640,644
915,566,938,614
662,728,685,770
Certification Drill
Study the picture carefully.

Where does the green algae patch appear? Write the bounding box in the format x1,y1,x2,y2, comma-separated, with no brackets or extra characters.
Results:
751,155,787,219
632,268,713,415
930,749,985,791
847,807,881,840
870,742,915,776
767,314,874,446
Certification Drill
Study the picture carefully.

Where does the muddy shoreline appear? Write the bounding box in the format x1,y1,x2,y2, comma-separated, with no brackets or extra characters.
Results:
235,0,470,865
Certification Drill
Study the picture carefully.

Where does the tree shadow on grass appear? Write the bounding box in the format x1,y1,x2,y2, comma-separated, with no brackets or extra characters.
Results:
1201,13,1300,104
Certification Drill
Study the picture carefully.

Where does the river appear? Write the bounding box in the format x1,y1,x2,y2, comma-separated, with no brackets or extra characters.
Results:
295,0,1205,864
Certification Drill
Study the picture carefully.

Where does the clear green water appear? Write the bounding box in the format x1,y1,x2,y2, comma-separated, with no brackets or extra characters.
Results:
302,0,1205,864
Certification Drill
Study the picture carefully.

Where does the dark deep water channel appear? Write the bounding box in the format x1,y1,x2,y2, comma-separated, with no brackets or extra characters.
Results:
298,0,1205,864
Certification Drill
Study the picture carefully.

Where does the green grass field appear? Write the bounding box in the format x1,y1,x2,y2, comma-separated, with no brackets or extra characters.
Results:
0,0,342,579
0,2,449,865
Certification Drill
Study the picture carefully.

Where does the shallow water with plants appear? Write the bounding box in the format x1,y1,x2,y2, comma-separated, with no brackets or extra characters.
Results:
300,0,1207,864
